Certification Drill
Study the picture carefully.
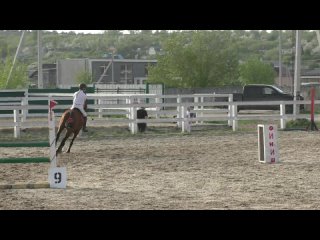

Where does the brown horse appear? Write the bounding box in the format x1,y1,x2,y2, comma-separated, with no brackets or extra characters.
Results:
56,108,84,155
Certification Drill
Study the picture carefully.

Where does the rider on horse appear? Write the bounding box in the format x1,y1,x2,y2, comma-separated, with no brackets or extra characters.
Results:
71,83,88,132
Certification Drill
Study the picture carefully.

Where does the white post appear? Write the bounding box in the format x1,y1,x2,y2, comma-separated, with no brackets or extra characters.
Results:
280,103,286,129
228,94,233,127
128,97,133,131
194,96,199,124
177,95,181,127
49,110,57,168
181,105,186,133
13,109,20,138
200,96,204,124
98,99,103,118
232,103,238,131
155,97,160,119
293,30,302,119
38,30,43,89
131,104,137,134
185,106,191,133
126,97,130,120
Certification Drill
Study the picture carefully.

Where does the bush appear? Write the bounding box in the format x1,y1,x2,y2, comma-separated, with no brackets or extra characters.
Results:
286,118,310,128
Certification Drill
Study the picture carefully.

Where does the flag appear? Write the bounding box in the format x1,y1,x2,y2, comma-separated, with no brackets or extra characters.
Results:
49,100,58,110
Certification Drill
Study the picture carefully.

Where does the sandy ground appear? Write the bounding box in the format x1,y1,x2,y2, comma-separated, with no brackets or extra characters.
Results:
1,123,320,210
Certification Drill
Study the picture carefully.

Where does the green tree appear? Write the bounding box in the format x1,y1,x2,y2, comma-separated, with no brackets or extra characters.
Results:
75,70,92,85
147,31,240,88
0,57,29,89
239,58,276,85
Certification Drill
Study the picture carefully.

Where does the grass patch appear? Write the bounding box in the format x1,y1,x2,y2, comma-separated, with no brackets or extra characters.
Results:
285,118,310,129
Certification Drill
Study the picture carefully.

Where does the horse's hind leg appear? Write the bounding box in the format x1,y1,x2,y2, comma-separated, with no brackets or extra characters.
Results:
66,130,80,153
56,125,65,145
56,130,72,155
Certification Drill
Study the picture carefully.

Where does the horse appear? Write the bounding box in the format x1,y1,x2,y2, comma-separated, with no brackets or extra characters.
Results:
56,108,84,155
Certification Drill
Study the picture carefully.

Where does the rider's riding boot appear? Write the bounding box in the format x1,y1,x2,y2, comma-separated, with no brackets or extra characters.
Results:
83,117,88,132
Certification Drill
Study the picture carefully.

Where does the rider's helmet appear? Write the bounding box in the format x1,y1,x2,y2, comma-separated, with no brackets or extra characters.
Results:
79,83,87,90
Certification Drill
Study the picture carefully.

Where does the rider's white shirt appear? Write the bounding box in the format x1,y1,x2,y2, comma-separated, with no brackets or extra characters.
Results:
71,90,87,117
72,90,86,107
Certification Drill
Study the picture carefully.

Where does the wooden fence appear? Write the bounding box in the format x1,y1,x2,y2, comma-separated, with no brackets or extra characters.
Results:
0,93,315,137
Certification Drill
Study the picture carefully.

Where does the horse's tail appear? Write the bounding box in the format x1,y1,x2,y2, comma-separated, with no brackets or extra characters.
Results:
65,110,74,128
58,109,71,129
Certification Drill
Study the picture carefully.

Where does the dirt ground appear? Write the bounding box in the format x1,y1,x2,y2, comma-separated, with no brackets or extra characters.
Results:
1,122,320,210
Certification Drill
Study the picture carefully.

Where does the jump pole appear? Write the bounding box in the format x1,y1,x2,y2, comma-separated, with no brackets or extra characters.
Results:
258,124,279,164
48,98,67,189
49,98,57,168
307,86,318,131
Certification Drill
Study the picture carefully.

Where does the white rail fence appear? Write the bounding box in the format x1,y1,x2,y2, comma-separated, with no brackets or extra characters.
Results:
0,93,316,137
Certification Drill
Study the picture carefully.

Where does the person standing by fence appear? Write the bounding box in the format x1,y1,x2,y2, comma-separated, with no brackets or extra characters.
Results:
137,107,148,132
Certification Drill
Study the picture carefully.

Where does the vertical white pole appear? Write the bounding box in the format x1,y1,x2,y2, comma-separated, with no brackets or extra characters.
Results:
228,94,233,127
14,109,20,138
293,30,301,118
128,96,133,131
200,96,204,124
185,106,191,133
232,104,238,131
49,109,57,168
126,97,130,120
38,30,43,89
194,96,199,124
280,103,286,129
279,30,282,87
98,98,102,118
155,97,160,119
131,105,137,134
177,95,181,127
181,105,185,133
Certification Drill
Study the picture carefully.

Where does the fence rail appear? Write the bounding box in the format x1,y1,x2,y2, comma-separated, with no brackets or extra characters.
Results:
0,93,316,137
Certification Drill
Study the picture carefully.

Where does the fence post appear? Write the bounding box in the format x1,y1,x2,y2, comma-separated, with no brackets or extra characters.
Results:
128,96,137,134
14,109,20,138
232,103,238,131
98,98,103,118
228,94,233,127
280,103,286,129
131,104,137,134
181,105,186,133
177,95,181,127
155,97,160,119
194,95,199,124
126,97,130,119
128,96,132,131
185,105,191,133
200,96,204,124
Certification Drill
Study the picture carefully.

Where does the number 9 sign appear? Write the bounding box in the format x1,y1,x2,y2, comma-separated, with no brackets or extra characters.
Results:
48,167,67,189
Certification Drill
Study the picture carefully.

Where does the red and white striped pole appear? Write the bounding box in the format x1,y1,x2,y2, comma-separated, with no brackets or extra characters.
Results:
49,98,58,167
